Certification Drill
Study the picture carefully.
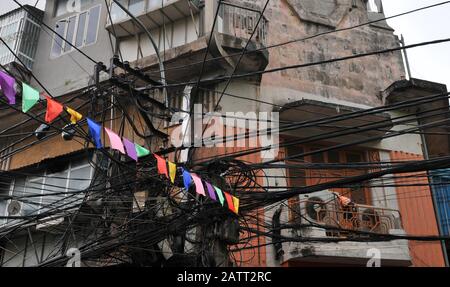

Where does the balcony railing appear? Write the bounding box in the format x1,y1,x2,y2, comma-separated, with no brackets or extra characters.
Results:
220,0,268,47
295,191,403,237
107,0,199,25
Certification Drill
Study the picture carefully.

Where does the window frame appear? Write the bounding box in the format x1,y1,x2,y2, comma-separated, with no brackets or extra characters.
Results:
85,5,101,46
50,4,102,59
0,159,93,222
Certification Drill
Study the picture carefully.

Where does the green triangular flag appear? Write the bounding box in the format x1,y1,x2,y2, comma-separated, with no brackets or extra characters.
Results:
213,186,225,206
135,143,150,158
22,83,40,113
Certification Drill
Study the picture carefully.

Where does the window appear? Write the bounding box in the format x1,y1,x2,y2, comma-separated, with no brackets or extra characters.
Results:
148,0,163,11
328,151,340,163
51,20,66,57
86,5,101,45
346,152,363,163
63,16,77,53
0,158,93,221
109,0,149,22
110,0,128,21
0,20,21,66
75,12,87,47
310,148,325,163
129,0,145,15
17,17,41,69
51,5,101,58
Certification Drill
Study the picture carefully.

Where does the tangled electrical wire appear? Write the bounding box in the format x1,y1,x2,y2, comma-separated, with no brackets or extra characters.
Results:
1,0,450,268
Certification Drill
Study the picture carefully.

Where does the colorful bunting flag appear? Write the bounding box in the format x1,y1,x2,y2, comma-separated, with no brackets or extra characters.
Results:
0,70,16,105
232,196,240,214
123,138,138,161
154,154,169,178
22,83,40,113
213,185,225,206
183,168,193,190
87,118,102,149
205,182,217,201
191,173,206,196
66,107,82,124
135,143,150,158
104,127,125,154
224,192,236,213
45,96,64,123
168,161,177,184
0,73,240,215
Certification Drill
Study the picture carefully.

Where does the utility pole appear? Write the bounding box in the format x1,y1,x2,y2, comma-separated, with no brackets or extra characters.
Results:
399,34,412,80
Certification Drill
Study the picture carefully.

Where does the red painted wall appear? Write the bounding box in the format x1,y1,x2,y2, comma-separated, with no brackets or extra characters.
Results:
390,151,446,267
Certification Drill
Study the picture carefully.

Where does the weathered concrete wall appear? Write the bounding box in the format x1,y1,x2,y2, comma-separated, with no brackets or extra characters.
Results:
258,0,405,109
119,15,200,63
31,0,113,96
208,1,405,112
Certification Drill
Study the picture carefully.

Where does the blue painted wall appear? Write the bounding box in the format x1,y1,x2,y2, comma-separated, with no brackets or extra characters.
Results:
432,169,450,236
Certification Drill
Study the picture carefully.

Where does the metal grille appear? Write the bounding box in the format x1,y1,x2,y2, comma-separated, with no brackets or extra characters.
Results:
221,0,268,46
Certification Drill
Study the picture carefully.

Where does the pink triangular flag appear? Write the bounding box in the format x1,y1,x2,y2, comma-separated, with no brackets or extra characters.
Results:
191,173,206,196
104,127,125,154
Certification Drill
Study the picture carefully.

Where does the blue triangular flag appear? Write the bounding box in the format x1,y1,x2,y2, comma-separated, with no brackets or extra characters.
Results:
87,118,102,149
183,168,193,190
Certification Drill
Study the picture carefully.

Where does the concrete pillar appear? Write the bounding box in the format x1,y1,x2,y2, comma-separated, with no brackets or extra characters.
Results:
203,0,220,35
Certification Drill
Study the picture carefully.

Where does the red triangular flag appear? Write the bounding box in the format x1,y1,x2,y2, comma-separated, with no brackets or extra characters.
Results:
45,96,64,123
154,154,169,179
224,192,236,213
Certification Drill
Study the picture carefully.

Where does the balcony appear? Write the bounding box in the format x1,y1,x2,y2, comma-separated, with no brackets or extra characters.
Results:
220,0,268,47
0,5,43,75
130,0,269,82
105,0,201,38
271,190,412,267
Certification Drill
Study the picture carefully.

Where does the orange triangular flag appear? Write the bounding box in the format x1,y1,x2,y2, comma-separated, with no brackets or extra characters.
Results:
154,154,169,179
45,96,64,123
224,192,236,213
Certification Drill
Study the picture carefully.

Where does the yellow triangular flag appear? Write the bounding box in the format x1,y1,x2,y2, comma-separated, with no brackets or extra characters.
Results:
168,161,177,184
232,196,240,215
66,107,83,124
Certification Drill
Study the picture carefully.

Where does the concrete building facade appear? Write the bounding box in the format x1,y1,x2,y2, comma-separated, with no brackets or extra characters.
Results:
0,0,448,266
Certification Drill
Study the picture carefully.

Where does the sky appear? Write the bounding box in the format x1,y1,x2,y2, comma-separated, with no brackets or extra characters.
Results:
383,0,450,89
2,0,450,88
2,0,46,12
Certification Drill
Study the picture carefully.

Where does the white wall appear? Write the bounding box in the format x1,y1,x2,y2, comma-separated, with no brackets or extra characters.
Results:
118,14,200,62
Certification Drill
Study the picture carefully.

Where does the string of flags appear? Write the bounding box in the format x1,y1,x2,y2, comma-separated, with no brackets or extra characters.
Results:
153,153,239,214
0,70,240,215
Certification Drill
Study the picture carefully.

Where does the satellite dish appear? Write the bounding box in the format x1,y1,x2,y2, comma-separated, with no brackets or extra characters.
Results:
8,200,22,216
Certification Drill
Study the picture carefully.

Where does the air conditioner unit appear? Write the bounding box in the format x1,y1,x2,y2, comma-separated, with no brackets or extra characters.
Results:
299,190,337,224
295,190,337,238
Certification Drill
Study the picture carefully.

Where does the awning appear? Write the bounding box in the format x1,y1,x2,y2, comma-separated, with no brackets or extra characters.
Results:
278,99,393,145
382,78,450,158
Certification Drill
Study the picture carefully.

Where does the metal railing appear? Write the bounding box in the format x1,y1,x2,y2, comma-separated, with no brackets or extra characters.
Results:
221,0,268,46
107,0,201,23
297,193,403,237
